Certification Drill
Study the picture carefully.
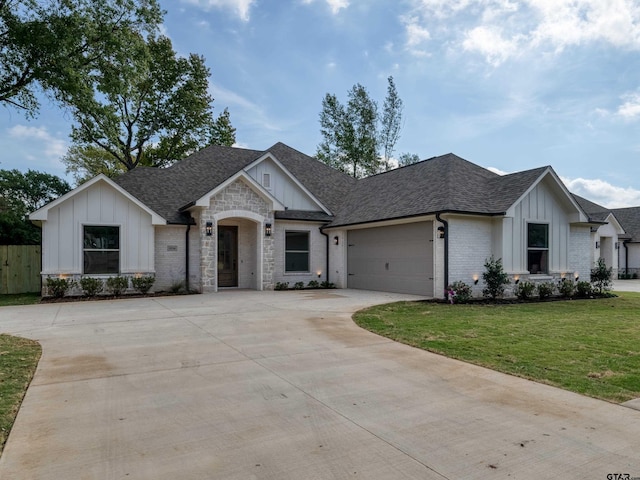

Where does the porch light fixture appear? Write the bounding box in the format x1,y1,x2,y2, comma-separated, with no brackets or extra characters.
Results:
514,275,520,285
205,222,213,236
265,223,272,237
472,274,479,285
595,241,600,249
317,270,322,278
615,242,620,249
334,236,339,245
574,272,579,282
437,226,445,239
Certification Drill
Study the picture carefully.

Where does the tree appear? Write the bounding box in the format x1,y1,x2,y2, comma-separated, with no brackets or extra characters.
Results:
398,153,421,167
65,33,227,172
0,0,162,116
62,145,128,184
481,255,510,300
0,169,71,244
317,76,408,178
210,108,237,147
380,76,403,170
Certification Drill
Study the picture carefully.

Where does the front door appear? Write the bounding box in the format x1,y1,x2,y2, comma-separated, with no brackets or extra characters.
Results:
218,226,238,287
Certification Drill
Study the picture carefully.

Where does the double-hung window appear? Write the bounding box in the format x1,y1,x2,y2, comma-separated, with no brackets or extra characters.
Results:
285,231,309,272
527,223,548,274
83,226,120,274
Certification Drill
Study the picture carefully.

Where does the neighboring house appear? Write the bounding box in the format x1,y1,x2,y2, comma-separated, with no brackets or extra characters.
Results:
573,195,640,277
30,142,602,298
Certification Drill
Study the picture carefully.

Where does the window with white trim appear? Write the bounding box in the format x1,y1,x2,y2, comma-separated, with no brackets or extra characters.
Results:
262,173,271,189
285,231,309,272
527,223,548,274
83,226,120,274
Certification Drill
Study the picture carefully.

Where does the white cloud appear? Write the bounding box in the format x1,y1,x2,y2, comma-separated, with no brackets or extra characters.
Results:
562,176,640,208
301,0,349,15
616,92,640,119
403,16,432,56
180,0,255,21
404,0,640,65
8,125,67,160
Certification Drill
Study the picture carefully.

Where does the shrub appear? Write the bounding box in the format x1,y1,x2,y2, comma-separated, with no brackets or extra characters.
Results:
536,282,555,300
557,279,576,298
106,276,129,296
275,282,289,291
482,256,510,300
293,281,305,290
169,281,184,294
132,275,155,294
575,281,593,298
590,258,613,295
447,281,472,304
514,281,536,301
46,277,74,298
307,280,320,288
320,281,335,289
79,277,103,297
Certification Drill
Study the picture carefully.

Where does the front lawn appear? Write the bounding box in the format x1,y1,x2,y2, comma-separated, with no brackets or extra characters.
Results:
0,335,42,455
0,293,41,307
353,293,640,403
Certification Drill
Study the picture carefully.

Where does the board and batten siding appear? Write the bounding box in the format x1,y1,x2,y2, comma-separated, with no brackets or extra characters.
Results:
41,181,155,274
501,178,571,274
246,158,321,211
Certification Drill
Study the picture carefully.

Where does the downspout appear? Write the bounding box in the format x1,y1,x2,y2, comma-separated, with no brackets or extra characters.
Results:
320,227,330,284
435,213,448,301
185,217,192,293
623,240,630,276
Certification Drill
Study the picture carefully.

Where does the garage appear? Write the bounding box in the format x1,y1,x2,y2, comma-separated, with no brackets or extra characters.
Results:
347,221,434,296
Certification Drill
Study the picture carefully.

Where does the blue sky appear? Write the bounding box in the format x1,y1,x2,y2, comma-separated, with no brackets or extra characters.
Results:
3,0,640,208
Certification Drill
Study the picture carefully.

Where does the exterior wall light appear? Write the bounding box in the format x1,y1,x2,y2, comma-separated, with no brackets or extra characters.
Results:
334,236,339,245
574,272,579,282
205,222,213,236
317,270,322,278
514,275,520,284
615,242,620,249
437,226,445,239
265,223,272,237
595,241,600,249
472,274,479,285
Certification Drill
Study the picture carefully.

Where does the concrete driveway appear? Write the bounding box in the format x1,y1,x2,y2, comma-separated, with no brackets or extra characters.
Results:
1,289,639,479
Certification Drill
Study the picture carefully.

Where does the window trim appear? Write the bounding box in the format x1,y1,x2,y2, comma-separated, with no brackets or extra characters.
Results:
284,230,310,273
82,224,121,275
527,222,549,275
262,172,271,189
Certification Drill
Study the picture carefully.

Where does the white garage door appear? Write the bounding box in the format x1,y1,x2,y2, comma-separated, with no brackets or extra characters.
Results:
347,222,434,296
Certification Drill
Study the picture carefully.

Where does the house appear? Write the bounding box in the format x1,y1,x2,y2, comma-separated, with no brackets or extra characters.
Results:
30,142,604,298
573,195,640,278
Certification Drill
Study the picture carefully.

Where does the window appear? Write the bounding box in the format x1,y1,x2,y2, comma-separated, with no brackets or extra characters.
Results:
527,223,548,274
285,231,309,272
83,226,119,274
263,173,271,189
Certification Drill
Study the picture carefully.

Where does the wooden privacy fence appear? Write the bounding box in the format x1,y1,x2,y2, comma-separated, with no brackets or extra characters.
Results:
0,245,41,294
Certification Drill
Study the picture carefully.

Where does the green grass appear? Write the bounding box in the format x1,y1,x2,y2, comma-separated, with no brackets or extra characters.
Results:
0,293,41,307
0,335,42,455
354,293,640,403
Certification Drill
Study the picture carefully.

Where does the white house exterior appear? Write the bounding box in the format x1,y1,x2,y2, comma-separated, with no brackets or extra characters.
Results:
31,143,611,298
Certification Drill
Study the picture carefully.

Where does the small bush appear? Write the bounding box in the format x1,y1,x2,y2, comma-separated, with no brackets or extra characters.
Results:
169,281,184,294
307,280,320,288
293,281,305,290
275,282,289,291
79,277,103,297
106,276,129,296
575,281,593,298
320,281,335,289
536,281,555,300
132,275,155,294
447,281,472,304
557,279,576,298
46,277,74,298
514,281,536,301
590,258,613,295
482,256,510,300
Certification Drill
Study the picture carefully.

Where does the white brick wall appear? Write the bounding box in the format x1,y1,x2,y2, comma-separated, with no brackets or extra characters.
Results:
273,221,327,287
448,216,493,297
155,226,189,292
569,225,592,281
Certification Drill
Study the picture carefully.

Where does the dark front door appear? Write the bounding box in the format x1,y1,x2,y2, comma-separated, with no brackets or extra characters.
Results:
218,226,238,287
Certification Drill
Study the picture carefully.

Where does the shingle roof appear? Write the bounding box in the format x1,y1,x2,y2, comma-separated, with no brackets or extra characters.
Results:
611,207,640,242
327,153,549,227
572,194,611,223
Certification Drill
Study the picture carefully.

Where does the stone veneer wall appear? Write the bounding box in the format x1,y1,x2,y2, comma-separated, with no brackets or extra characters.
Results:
199,179,274,292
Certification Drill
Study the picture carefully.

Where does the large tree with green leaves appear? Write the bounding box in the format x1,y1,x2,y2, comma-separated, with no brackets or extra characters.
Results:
0,0,162,116
0,169,70,244
317,76,405,178
63,32,233,173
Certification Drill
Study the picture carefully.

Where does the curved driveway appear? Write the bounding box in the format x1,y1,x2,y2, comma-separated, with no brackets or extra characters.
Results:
1,289,639,479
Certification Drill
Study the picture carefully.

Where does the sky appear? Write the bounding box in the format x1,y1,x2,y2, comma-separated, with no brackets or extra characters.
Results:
2,0,640,208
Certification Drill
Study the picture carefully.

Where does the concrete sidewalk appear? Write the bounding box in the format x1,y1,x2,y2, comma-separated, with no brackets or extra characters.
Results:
1,290,639,479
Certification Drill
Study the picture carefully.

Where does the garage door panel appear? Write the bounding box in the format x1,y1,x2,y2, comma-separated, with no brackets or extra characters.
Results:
347,222,433,296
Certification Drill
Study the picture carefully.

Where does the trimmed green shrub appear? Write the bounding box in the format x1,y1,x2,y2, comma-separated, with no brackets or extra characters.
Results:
307,280,320,288
590,258,613,295
293,281,305,290
482,256,510,300
46,277,74,298
170,281,184,294
275,282,289,290
447,281,472,304
514,281,536,301
132,275,155,294
106,276,129,296
557,279,576,298
320,281,335,289
575,281,593,298
79,277,103,297
536,281,555,300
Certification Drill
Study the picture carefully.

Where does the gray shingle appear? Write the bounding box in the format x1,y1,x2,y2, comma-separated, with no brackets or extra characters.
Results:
611,207,640,242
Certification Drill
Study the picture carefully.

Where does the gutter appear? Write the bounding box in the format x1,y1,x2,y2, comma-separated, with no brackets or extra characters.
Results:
184,215,196,292
435,213,449,301
329,209,505,230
